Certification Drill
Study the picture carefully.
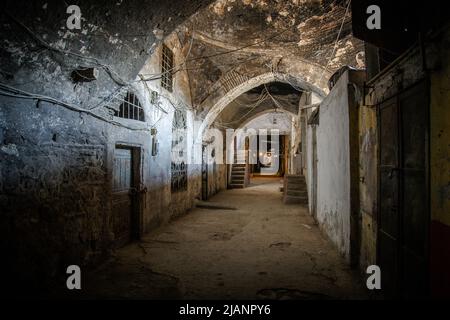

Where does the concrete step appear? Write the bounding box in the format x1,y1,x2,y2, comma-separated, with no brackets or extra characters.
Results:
286,177,306,183
287,181,306,187
286,174,305,179
286,184,307,191
284,195,308,205
284,174,308,205
287,190,308,197
229,184,245,189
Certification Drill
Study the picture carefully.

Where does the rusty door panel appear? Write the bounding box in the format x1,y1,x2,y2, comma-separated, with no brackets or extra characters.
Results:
399,81,429,298
379,98,399,237
378,97,400,298
378,80,429,298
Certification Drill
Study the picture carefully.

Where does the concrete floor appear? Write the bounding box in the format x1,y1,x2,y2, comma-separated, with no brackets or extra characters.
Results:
83,177,366,300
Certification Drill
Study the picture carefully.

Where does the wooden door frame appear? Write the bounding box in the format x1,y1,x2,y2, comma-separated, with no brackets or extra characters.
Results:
113,143,143,242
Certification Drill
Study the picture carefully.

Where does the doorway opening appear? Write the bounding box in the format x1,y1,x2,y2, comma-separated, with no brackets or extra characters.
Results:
249,134,288,179
112,145,142,248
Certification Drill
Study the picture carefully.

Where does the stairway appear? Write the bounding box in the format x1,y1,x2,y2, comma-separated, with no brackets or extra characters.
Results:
229,164,247,189
283,175,308,205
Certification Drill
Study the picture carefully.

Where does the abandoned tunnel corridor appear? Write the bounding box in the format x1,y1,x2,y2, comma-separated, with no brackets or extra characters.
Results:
1,0,449,301
82,177,365,300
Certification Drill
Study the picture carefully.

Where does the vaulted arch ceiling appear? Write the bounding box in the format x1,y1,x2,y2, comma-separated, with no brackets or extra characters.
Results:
214,81,301,130
180,0,365,111
164,0,365,143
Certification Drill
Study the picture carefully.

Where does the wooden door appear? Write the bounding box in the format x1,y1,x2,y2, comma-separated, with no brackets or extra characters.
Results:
112,147,140,248
378,80,429,298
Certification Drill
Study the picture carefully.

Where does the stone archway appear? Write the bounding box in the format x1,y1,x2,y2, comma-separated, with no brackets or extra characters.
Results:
195,70,328,145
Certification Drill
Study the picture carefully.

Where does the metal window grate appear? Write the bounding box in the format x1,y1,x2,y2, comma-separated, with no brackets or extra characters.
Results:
171,110,188,193
161,44,174,92
114,91,145,122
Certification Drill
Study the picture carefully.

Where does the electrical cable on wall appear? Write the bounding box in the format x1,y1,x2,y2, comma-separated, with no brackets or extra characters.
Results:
0,82,151,132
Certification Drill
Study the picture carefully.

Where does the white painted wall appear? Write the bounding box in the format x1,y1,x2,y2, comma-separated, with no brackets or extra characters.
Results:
242,111,293,134
315,71,351,262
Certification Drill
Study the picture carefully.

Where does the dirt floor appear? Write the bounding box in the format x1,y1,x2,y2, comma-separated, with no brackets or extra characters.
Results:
82,177,367,300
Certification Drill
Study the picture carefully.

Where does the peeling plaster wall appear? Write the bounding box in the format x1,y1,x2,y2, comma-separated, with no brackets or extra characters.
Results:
0,0,215,294
315,71,352,262
358,105,377,272
313,70,363,263
137,34,202,222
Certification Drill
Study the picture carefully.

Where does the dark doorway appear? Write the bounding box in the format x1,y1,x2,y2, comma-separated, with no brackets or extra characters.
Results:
250,135,287,177
202,145,208,200
378,80,430,298
112,146,141,248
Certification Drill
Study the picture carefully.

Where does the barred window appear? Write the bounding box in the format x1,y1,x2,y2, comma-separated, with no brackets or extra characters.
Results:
161,44,174,92
171,110,188,193
114,92,145,122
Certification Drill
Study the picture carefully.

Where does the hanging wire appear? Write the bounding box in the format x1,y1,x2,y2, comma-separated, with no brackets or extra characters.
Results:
318,0,352,84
